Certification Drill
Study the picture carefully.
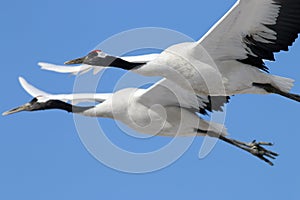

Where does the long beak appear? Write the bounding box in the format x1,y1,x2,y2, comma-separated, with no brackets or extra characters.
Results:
64,56,86,65
2,103,31,116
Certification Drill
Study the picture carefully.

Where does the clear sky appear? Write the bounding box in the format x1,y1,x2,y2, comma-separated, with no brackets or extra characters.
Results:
1,0,300,199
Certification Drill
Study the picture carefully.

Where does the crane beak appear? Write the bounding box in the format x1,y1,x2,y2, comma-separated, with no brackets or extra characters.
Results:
64,56,85,65
2,103,31,116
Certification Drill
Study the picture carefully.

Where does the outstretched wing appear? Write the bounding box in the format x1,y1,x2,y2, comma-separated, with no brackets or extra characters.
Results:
19,77,112,104
38,62,97,75
137,78,228,114
19,77,50,97
198,0,300,71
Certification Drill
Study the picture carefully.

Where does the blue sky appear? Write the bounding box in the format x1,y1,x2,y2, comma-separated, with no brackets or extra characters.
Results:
1,0,300,199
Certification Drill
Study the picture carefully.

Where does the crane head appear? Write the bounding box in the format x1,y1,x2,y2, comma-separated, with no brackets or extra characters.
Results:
64,50,110,65
2,98,44,116
3,96,90,116
2,96,58,116
64,50,146,70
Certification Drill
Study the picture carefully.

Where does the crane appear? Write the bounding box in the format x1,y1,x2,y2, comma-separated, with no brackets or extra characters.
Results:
3,77,278,165
40,0,300,102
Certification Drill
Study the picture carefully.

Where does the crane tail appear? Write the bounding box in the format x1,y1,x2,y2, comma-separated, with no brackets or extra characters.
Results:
270,75,294,93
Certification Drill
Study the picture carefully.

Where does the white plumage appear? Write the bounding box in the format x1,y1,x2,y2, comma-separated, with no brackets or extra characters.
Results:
3,77,278,165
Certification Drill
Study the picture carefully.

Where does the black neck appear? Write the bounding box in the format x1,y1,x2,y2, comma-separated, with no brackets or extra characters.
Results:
110,57,146,70
40,100,94,113
84,55,146,70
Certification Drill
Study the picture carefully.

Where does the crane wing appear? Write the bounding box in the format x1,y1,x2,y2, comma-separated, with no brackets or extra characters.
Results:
19,77,50,97
121,53,159,63
38,62,98,75
197,0,300,71
137,79,228,115
18,77,112,104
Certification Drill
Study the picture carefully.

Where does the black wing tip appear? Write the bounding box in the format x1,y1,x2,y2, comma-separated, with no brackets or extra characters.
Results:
200,96,230,115
239,0,300,71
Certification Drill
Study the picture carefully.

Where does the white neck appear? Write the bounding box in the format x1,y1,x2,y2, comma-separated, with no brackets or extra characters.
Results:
79,103,114,119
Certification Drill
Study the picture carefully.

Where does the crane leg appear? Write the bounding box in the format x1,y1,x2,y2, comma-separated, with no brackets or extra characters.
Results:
196,129,279,165
253,82,300,102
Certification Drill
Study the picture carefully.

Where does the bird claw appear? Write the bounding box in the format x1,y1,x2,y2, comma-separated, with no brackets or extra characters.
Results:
219,136,279,166
250,140,274,146
244,140,279,166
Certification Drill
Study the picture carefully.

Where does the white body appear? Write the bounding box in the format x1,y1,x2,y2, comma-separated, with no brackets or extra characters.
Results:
82,87,225,136
133,42,294,95
15,77,227,137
